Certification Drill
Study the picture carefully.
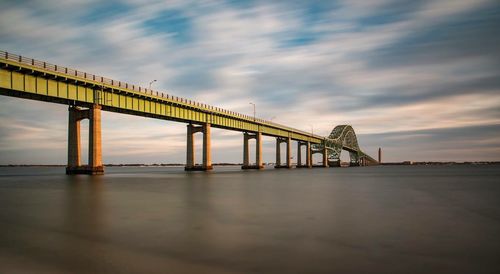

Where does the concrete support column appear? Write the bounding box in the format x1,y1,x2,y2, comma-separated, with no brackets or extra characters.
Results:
286,137,291,168
242,132,263,169
275,137,292,169
306,141,312,168
256,132,263,168
296,141,311,168
89,105,103,174
185,123,212,171
186,124,195,169
243,133,250,167
202,123,212,170
297,142,302,167
275,138,281,167
322,147,329,167
67,106,82,169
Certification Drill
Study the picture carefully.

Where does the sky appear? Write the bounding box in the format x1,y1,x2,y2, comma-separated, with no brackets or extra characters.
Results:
0,0,499,164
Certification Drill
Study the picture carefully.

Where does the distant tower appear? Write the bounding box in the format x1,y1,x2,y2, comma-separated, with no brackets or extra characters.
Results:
378,148,382,163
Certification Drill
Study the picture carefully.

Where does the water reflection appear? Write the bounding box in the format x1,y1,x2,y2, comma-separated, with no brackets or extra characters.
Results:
63,175,106,240
1,166,500,273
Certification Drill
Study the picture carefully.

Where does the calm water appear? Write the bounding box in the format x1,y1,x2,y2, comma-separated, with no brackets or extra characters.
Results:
0,165,499,274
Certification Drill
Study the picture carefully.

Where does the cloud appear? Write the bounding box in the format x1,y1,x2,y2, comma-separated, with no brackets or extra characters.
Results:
359,124,500,162
0,0,499,163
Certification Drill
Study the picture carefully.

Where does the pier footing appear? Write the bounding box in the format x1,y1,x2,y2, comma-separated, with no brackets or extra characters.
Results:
242,165,264,170
185,165,213,171
66,166,104,175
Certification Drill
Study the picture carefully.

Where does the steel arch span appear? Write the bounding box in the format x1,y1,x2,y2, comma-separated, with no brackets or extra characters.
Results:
312,125,378,166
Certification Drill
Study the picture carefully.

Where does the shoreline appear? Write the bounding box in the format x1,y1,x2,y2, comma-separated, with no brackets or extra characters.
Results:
1,161,500,168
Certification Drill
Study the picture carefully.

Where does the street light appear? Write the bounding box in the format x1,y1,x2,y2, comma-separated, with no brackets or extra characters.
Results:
249,102,256,121
149,79,157,89
310,124,314,135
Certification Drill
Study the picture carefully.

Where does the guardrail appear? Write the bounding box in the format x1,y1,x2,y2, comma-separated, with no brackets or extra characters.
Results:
0,50,324,139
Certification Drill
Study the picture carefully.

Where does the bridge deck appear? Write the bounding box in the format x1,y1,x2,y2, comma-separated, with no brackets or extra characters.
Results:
0,50,323,143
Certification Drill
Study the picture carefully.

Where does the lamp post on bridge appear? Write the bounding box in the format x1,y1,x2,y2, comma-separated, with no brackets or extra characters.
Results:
249,102,256,121
149,79,157,89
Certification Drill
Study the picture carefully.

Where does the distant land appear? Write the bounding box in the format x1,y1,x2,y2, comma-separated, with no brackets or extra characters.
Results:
0,163,238,167
380,161,500,166
1,162,499,168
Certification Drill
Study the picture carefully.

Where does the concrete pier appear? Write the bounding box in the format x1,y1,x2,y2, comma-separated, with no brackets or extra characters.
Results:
67,106,82,169
276,139,281,166
275,137,291,168
297,141,302,167
322,147,328,167
89,105,103,172
296,141,312,168
312,147,329,167
242,132,263,169
287,137,291,168
360,157,366,166
306,141,311,168
66,105,104,175
185,123,212,171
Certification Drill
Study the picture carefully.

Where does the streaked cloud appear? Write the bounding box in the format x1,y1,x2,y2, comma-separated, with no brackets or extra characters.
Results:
0,0,499,163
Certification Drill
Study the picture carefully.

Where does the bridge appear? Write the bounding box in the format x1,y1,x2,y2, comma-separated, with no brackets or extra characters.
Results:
0,50,378,174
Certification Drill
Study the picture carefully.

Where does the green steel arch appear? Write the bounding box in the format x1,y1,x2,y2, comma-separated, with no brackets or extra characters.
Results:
312,125,378,166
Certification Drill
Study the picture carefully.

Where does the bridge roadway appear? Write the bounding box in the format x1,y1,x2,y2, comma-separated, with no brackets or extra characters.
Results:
0,50,378,174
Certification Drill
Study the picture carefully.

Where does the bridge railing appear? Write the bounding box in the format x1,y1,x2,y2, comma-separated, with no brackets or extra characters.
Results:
1,50,324,139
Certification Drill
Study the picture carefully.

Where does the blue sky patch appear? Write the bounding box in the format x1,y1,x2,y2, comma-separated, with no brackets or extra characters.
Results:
79,1,131,23
143,9,193,44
